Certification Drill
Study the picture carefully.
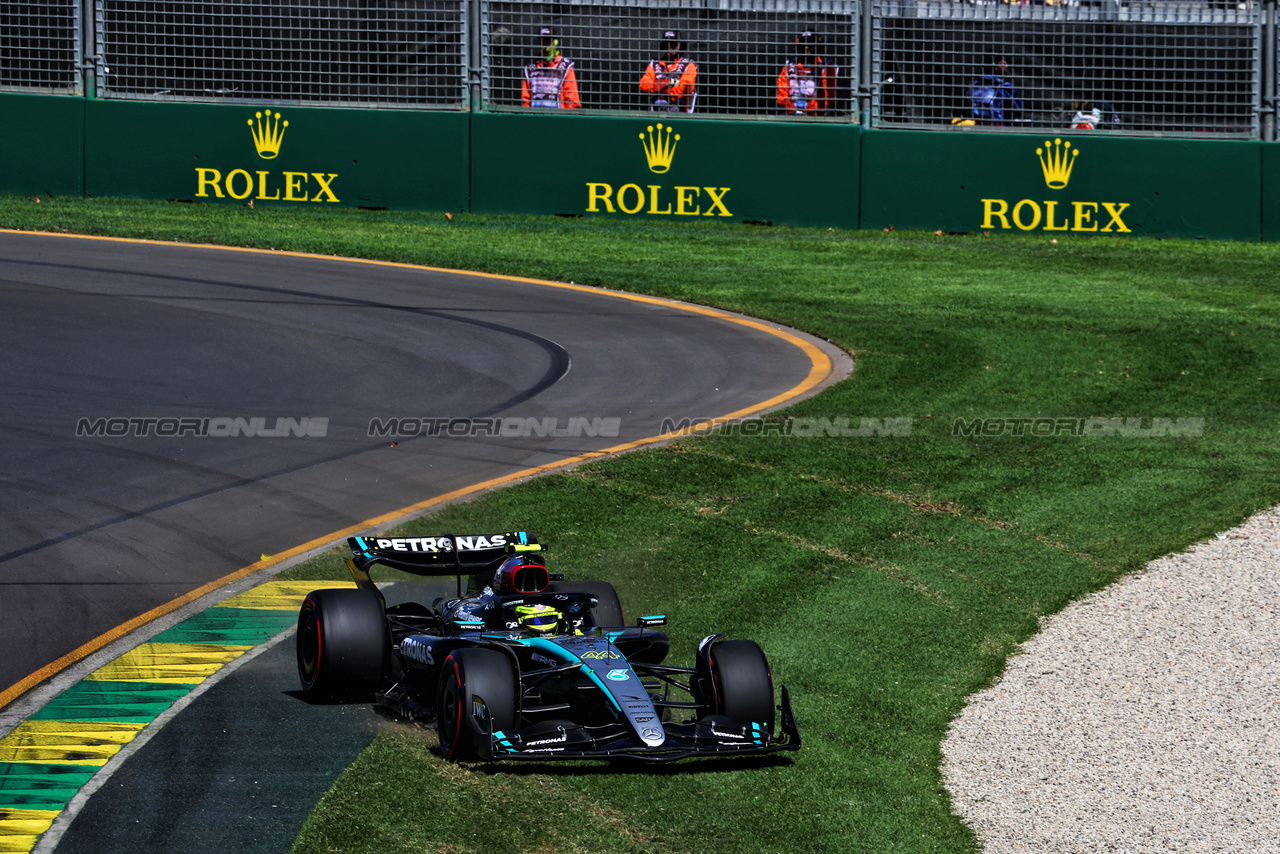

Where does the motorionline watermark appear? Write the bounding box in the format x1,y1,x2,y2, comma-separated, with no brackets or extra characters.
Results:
368,416,622,439
367,415,916,439
661,416,914,437
952,417,1205,438
76,416,329,438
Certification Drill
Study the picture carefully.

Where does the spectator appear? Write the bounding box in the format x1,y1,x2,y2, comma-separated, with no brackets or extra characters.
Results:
967,57,1022,126
1068,100,1121,130
777,30,837,116
1070,101,1102,130
523,26,580,109
640,29,698,113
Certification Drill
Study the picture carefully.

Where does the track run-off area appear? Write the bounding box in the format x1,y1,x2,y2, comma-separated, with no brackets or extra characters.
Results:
0,231,849,853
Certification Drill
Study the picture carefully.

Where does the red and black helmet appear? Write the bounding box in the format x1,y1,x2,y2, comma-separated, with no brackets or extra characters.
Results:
492,554,550,595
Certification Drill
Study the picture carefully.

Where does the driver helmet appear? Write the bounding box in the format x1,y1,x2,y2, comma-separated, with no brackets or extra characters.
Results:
515,603,565,634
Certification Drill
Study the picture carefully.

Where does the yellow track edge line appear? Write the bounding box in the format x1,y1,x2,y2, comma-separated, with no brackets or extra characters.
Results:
0,229,842,711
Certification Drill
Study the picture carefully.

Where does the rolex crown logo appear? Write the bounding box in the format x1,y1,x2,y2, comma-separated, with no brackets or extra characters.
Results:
249,110,289,160
1036,138,1078,190
640,123,679,174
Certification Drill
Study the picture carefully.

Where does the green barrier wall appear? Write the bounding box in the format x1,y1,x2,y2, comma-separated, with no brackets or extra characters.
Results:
2,93,1278,241
0,93,84,198
470,112,861,230
84,100,470,211
1263,142,1280,243
861,129,1263,242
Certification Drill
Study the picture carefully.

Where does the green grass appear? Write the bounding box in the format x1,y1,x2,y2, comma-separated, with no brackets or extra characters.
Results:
6,196,1280,853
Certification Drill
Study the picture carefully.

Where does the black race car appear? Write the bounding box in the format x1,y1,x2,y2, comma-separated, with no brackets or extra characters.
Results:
296,531,800,762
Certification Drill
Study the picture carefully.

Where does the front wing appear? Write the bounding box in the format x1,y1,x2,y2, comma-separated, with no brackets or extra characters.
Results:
487,686,801,762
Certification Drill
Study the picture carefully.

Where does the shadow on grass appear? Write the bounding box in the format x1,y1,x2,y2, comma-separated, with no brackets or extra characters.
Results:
465,752,796,777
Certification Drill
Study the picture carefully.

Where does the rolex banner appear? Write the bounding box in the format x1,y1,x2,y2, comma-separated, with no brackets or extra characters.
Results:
469,112,862,230
0,92,1273,241
82,100,470,212
861,129,1262,242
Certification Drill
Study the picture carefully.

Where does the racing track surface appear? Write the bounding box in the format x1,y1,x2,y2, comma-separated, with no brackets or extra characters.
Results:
0,231,846,852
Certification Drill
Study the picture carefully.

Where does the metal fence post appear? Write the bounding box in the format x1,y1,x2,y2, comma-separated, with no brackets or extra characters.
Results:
77,0,101,98
860,0,873,125
1264,0,1277,141
469,0,483,111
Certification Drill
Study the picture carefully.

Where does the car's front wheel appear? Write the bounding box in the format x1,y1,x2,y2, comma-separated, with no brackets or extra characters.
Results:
437,648,518,761
702,639,776,733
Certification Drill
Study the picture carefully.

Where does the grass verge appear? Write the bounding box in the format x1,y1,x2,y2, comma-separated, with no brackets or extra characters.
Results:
5,196,1280,853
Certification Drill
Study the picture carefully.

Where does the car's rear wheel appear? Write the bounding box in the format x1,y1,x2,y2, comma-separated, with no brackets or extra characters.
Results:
296,588,389,701
437,648,518,761
550,580,624,627
707,639,776,733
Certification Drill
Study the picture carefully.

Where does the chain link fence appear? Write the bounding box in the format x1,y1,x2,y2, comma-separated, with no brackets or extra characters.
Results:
482,0,857,117
0,0,1274,136
99,1,468,107
875,1,1262,136
0,0,81,93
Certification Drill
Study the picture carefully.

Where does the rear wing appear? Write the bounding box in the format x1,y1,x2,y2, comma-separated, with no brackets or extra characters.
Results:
344,531,544,596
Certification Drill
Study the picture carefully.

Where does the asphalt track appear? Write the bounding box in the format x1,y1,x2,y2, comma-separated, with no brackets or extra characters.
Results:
0,231,848,852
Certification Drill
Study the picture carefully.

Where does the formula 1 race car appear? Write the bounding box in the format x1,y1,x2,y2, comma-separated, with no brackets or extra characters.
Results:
296,531,800,762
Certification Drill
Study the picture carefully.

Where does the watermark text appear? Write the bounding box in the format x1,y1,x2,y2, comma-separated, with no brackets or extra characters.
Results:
661,416,913,437
951,417,1204,438
368,416,621,439
76,416,329,438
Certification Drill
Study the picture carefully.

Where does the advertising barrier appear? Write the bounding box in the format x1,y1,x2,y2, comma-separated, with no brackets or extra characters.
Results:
1264,143,1280,243
0,93,1276,241
470,112,861,229
0,93,84,199
83,100,470,212
860,129,1263,242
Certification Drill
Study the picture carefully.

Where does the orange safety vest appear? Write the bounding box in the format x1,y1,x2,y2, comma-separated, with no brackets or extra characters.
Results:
777,58,836,115
640,57,698,113
523,55,581,109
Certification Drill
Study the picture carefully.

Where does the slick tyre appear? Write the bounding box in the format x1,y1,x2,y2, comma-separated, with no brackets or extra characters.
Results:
437,648,518,762
708,639,776,733
296,588,389,701
550,580,624,628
